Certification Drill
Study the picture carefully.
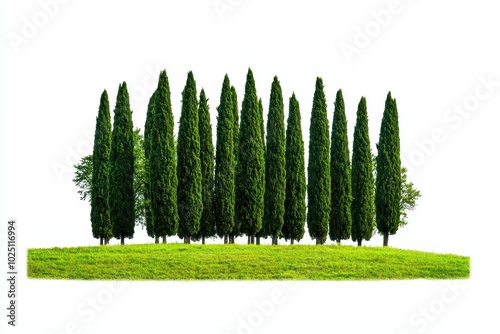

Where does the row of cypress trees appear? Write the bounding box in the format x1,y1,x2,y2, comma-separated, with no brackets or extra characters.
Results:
90,68,400,246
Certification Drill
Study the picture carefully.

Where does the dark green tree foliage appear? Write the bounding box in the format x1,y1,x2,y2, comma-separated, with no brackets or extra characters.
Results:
150,70,179,241
143,91,156,240
329,89,352,243
236,68,265,242
282,93,306,244
109,83,135,245
229,86,240,242
263,76,286,245
214,75,235,243
231,86,239,163
258,98,265,144
196,89,215,244
375,92,401,246
307,78,331,245
177,72,203,244
351,97,374,246
254,97,266,244
91,90,112,245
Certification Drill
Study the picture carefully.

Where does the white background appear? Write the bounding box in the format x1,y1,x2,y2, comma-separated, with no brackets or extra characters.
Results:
1,0,499,333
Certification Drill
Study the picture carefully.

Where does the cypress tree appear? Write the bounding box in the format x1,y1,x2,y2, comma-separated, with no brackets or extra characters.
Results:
236,68,265,244
177,71,203,244
263,76,286,245
229,86,239,243
196,89,215,244
351,97,375,246
329,89,352,243
214,75,235,243
231,86,239,164
255,97,266,245
258,98,265,144
109,82,135,245
91,90,112,245
375,92,401,246
143,90,156,242
307,77,331,245
150,70,178,243
282,93,306,244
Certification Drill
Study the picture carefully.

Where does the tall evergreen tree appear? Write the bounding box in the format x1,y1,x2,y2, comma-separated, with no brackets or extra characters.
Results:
150,70,179,243
254,96,266,245
329,89,352,243
236,68,265,244
351,97,374,246
375,92,401,246
307,77,331,245
214,75,235,243
231,86,239,164
282,93,306,244
258,98,265,145
263,76,286,245
196,89,215,244
229,86,239,243
91,90,112,245
177,71,203,244
143,91,156,242
109,83,135,245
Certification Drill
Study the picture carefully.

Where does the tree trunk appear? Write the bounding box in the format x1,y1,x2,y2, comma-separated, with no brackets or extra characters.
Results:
337,240,341,245
272,236,278,245
185,236,191,244
251,236,255,244
230,235,235,244
247,235,251,244
383,232,389,246
162,235,167,244
256,237,260,245
357,239,362,247
100,237,103,246
316,238,322,245
105,237,109,245
290,239,294,245
202,236,205,245
224,235,228,244
155,236,159,244
120,236,124,245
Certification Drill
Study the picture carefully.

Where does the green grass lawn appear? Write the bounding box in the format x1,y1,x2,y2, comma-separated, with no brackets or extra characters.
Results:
27,244,469,280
